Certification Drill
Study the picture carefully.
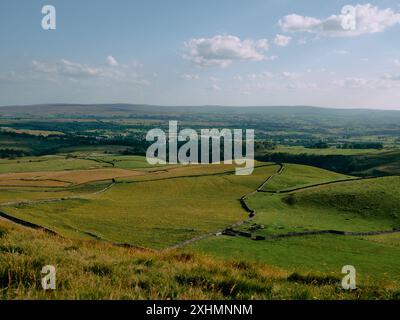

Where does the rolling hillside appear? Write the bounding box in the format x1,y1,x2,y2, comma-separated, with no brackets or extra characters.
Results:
0,155,279,248
1,217,399,300
0,154,399,299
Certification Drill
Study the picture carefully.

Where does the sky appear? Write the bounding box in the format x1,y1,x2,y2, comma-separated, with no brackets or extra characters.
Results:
1,0,400,109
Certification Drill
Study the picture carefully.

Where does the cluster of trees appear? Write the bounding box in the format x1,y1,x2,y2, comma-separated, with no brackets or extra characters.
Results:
295,141,383,150
338,142,383,150
255,141,277,151
257,150,399,177
308,142,329,149
0,149,27,159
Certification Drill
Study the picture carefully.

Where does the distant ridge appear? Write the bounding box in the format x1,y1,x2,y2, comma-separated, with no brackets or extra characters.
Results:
0,104,400,123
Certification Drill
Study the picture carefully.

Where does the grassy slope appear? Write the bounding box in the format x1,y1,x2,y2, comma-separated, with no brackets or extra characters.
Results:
190,167,400,283
284,177,400,227
243,176,400,235
0,154,165,174
272,146,384,156
1,219,398,300
1,164,279,248
0,156,110,173
0,182,111,204
1,158,399,298
262,163,354,192
191,234,400,284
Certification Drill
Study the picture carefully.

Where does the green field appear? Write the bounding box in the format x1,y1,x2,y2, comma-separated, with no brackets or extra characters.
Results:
271,145,385,156
190,234,400,283
261,163,355,192
0,151,399,299
188,170,400,283
3,218,399,300
0,154,165,174
0,162,279,248
0,155,109,173
243,176,400,235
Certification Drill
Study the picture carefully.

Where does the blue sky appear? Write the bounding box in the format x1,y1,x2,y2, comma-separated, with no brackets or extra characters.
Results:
1,0,400,108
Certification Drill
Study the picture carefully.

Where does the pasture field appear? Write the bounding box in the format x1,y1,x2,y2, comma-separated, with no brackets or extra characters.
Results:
1,218,399,300
242,176,400,235
0,127,64,137
271,146,385,156
190,234,400,284
0,155,110,173
0,168,148,187
190,173,400,283
261,163,355,192
88,155,162,169
0,158,279,248
0,152,399,300
0,154,169,174
0,182,111,204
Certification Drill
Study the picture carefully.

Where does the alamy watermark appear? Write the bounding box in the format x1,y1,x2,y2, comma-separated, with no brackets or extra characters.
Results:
341,5,357,31
41,5,56,30
41,265,56,290
341,265,356,290
146,121,254,175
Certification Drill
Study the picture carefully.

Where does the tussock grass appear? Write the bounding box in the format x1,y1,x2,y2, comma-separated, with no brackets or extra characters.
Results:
2,219,397,300
287,272,340,286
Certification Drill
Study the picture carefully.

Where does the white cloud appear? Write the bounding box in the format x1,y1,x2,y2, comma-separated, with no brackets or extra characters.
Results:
181,73,199,80
233,75,243,81
281,71,300,79
209,76,221,82
382,73,400,81
274,34,292,47
208,84,222,91
106,55,119,67
297,37,307,45
332,50,349,55
333,76,400,89
238,79,318,94
183,34,270,67
333,77,369,88
266,55,278,61
33,59,103,78
247,72,273,80
393,59,400,66
31,59,149,86
279,4,400,37
286,82,318,90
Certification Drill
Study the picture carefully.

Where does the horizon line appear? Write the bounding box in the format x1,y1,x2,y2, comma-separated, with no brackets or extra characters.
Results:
1,102,400,112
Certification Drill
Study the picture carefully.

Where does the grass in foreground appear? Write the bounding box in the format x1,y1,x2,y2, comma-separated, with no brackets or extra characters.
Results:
1,219,399,300
191,233,400,283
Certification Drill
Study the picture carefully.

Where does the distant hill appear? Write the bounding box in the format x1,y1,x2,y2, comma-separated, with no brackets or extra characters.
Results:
1,104,400,124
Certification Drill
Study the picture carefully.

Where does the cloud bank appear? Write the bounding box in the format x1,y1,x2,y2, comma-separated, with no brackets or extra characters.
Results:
279,4,400,37
183,35,270,67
